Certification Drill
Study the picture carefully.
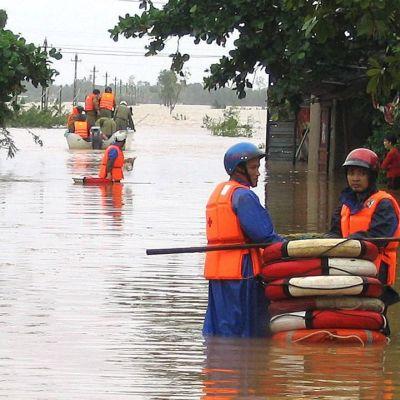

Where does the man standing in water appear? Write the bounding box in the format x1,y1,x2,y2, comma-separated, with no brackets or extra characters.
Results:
114,101,136,131
326,148,400,313
98,131,126,182
203,142,283,337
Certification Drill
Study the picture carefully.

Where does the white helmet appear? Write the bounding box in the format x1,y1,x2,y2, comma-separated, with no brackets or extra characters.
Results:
120,100,127,106
90,126,100,133
115,131,127,142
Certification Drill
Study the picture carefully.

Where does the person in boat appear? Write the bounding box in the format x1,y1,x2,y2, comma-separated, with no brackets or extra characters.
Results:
381,134,400,190
326,148,400,300
114,101,135,131
71,112,91,141
98,131,126,182
203,142,283,338
84,89,100,127
67,105,84,132
99,86,116,118
96,117,117,140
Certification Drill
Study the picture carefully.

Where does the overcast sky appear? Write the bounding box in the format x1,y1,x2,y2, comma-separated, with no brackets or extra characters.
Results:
2,0,234,87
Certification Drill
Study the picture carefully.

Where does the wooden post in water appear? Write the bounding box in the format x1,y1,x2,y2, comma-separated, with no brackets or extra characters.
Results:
308,95,321,173
328,99,337,175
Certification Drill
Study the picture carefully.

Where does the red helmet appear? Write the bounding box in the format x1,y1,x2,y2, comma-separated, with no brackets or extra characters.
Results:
342,148,379,172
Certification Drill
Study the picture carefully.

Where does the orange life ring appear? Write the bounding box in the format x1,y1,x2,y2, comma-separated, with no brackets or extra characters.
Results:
261,258,377,282
265,276,383,301
263,239,378,263
269,310,386,333
271,329,389,345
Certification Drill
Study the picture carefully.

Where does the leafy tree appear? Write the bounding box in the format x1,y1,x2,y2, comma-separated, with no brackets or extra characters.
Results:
0,10,61,155
109,0,400,111
202,107,254,137
157,69,185,113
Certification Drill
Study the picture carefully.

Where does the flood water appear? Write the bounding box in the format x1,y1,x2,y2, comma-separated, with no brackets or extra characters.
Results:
0,125,400,399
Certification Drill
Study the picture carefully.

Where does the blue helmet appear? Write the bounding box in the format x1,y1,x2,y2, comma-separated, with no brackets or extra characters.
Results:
223,142,265,175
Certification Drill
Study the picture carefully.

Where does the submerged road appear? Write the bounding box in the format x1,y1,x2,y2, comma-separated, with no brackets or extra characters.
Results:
0,126,399,399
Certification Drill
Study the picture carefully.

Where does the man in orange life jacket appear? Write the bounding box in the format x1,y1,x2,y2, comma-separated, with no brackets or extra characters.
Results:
203,142,283,337
98,131,126,182
99,86,116,118
67,105,84,132
72,113,91,141
327,148,400,305
85,89,100,126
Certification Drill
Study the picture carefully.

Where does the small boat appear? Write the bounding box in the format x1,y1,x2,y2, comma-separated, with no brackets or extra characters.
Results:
64,128,134,150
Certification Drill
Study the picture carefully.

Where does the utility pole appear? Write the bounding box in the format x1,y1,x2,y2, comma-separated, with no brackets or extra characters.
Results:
119,79,123,98
104,72,108,87
58,86,63,115
41,38,48,110
114,77,117,93
92,65,99,88
71,53,81,105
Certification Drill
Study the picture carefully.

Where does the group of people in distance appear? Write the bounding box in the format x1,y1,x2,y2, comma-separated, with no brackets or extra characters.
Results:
66,86,136,141
203,142,400,338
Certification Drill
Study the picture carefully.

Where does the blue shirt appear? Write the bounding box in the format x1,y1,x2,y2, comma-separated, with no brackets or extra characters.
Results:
107,148,118,160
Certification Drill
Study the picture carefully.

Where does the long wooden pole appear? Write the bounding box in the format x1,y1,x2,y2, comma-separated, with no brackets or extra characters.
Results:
146,243,267,255
146,237,400,255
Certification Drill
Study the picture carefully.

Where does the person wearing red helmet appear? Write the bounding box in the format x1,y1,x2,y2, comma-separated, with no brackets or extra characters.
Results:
203,142,283,337
327,148,400,292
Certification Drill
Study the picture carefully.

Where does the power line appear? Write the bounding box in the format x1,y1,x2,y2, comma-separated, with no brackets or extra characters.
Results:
118,0,166,3
60,49,223,59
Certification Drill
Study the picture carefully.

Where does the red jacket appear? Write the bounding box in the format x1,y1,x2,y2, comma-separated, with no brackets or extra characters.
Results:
381,148,400,178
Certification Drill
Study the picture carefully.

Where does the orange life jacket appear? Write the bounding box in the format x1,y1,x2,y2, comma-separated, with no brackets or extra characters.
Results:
341,190,400,285
204,180,262,279
74,120,89,139
67,107,79,128
99,93,115,110
99,145,124,181
85,94,98,112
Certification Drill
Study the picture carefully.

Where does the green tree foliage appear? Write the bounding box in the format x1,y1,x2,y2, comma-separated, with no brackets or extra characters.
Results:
202,108,254,137
6,106,68,128
0,10,61,127
157,69,185,113
109,0,400,110
21,79,267,108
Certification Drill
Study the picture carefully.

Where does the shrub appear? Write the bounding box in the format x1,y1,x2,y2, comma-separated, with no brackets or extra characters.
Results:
6,105,68,128
202,107,254,137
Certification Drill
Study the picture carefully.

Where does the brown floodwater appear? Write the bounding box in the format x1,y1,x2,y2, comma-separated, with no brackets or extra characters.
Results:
0,126,399,399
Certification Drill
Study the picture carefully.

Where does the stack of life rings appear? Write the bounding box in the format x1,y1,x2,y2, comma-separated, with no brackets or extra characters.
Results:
261,238,390,345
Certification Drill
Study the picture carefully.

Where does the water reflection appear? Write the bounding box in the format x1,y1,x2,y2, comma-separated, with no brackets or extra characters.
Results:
202,337,396,399
265,161,345,234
